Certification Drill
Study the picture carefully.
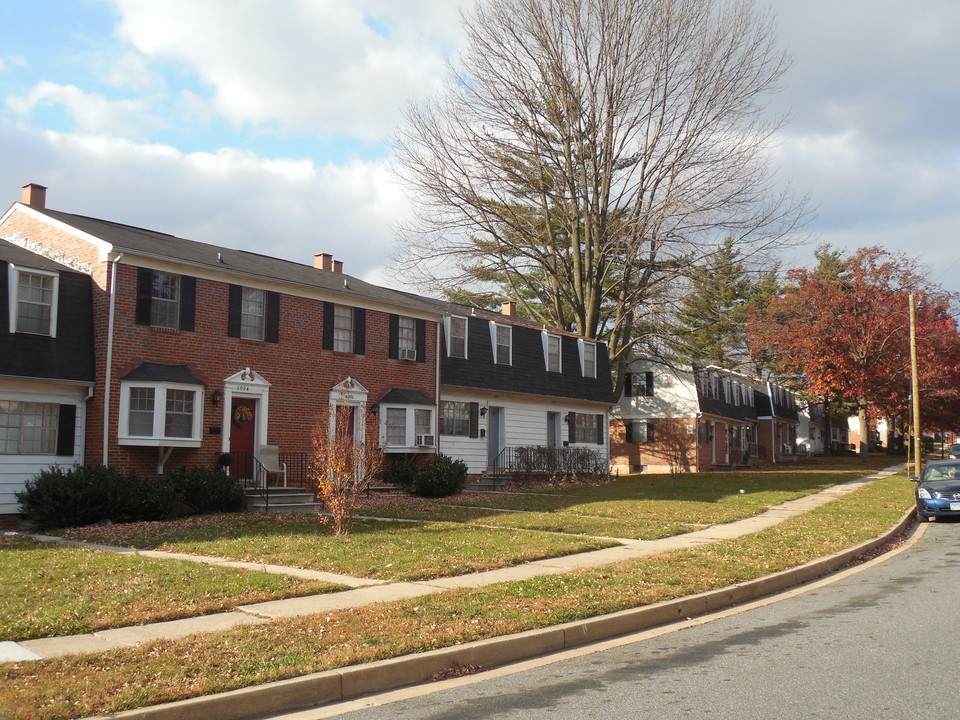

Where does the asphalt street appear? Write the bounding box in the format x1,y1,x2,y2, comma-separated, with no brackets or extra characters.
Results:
284,520,957,720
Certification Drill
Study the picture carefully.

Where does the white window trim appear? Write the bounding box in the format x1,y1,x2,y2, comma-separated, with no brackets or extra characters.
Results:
578,339,597,378
444,315,468,359
380,404,435,451
542,332,562,373
489,321,512,365
118,381,204,447
8,264,59,337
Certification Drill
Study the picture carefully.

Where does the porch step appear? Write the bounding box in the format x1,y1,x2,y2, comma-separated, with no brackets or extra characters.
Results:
244,488,319,513
465,473,513,491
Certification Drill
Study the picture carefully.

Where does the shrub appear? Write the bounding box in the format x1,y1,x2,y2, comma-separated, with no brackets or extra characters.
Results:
17,464,244,530
16,465,130,530
408,454,467,498
166,466,243,515
382,454,422,492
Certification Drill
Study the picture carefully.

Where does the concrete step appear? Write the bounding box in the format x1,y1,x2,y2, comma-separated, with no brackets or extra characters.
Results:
245,489,319,513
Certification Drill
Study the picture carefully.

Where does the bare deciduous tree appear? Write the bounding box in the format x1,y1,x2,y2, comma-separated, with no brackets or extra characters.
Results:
393,0,806,381
308,406,385,535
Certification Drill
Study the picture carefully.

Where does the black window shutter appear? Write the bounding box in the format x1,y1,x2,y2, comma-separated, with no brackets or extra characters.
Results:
416,319,427,363
469,402,480,438
56,404,77,456
567,412,576,444
227,284,242,337
625,421,634,443
265,291,280,343
179,276,196,331
596,414,604,445
645,371,655,396
354,308,366,355
322,302,334,351
388,314,399,359
135,267,153,325
624,373,633,396
647,422,655,443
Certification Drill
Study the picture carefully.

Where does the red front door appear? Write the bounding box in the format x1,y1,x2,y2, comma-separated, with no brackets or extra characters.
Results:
230,398,257,479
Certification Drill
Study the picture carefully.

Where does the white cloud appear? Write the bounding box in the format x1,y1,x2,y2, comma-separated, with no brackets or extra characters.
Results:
0,125,407,281
7,81,157,137
109,0,467,140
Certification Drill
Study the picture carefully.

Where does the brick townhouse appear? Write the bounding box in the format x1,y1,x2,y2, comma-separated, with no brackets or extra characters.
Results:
0,184,442,499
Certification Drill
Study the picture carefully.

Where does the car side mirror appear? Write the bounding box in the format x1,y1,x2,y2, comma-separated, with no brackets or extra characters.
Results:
910,476,920,483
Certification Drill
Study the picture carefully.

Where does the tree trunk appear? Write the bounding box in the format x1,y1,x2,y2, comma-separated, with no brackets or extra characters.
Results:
858,404,870,462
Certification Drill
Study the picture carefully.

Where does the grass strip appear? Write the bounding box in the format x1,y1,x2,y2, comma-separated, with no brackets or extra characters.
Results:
57,515,616,582
1,471,911,720
0,537,341,641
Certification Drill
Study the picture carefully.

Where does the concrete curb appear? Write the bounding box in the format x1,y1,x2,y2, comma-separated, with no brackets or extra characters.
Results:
99,507,916,720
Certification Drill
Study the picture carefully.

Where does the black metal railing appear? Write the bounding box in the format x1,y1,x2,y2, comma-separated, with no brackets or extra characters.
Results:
488,445,608,481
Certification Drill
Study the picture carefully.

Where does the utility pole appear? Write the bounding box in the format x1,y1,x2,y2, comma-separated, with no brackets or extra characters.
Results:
910,293,922,476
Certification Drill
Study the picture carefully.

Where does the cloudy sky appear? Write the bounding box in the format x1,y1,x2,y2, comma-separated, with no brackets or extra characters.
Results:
2,0,958,294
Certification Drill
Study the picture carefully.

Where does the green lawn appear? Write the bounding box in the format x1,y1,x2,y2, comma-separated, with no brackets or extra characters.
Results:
58,513,618,581
1,464,913,720
0,536,340,641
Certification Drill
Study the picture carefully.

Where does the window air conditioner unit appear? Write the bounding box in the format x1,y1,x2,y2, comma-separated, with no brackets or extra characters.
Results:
416,434,435,447
399,348,417,361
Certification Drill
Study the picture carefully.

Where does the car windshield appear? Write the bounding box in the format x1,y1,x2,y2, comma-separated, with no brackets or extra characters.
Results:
923,464,960,482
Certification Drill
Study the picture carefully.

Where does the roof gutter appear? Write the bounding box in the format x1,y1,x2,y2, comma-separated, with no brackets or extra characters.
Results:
103,252,123,464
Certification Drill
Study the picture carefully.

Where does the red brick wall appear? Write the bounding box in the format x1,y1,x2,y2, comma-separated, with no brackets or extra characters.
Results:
610,417,697,473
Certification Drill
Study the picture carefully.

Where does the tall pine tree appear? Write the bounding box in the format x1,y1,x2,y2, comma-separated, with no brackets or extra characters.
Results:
662,238,779,371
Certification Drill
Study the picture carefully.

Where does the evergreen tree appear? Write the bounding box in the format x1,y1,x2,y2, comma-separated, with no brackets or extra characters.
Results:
662,238,779,371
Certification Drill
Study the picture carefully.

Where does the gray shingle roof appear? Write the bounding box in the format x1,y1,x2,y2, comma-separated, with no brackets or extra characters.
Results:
33,207,442,317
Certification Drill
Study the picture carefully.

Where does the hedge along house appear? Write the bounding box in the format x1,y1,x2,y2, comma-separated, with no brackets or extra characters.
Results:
610,357,761,474
413,297,615,486
0,184,443,498
0,234,95,528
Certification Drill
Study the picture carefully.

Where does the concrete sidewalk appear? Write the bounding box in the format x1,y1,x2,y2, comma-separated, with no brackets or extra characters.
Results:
0,466,902,664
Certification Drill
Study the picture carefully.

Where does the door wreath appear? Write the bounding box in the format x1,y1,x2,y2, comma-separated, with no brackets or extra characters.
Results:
233,404,253,428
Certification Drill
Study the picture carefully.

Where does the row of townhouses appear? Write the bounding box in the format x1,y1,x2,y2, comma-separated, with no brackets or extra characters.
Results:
0,184,614,527
609,357,850,474
1,183,852,527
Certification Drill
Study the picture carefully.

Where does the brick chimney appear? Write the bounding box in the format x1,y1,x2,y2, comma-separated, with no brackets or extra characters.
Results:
313,253,334,271
21,183,47,209
502,300,516,316
333,260,343,274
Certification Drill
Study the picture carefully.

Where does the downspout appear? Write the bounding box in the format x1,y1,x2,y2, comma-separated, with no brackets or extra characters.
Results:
435,318,441,456
768,381,776,464
80,385,94,465
102,252,123,464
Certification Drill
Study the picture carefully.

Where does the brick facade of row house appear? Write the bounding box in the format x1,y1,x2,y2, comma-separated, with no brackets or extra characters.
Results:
1,184,442,493
610,357,798,474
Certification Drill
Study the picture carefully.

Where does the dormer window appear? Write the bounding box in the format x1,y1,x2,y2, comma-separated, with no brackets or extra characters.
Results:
580,341,597,378
544,333,561,372
9,266,58,336
448,316,467,358
491,322,511,365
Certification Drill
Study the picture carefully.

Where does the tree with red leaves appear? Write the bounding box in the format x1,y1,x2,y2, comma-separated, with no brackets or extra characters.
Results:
748,246,960,458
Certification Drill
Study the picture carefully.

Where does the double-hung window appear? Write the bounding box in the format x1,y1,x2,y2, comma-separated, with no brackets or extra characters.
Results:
240,288,266,340
382,406,435,448
150,272,180,329
333,304,354,353
440,401,470,436
8,266,58,336
580,341,597,378
494,323,511,365
0,401,58,454
119,381,203,447
448,316,467,358
545,334,561,372
399,316,416,359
